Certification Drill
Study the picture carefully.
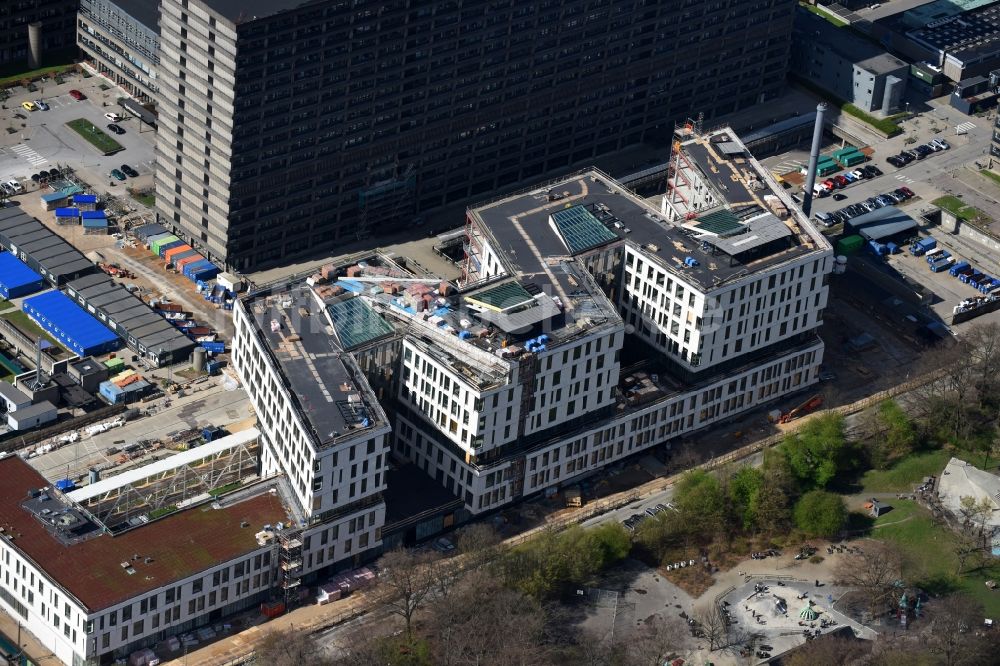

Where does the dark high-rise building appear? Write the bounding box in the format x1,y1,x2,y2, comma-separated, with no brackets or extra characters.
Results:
0,1,79,68
155,0,796,272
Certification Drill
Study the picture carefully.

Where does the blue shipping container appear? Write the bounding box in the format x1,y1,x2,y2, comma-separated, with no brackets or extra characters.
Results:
201,341,225,354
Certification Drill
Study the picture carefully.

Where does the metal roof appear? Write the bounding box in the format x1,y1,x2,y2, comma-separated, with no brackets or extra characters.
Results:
551,205,619,255
703,214,793,256
846,206,919,241
0,252,44,291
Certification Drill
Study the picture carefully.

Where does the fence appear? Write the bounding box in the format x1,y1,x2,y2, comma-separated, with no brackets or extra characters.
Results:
186,366,950,666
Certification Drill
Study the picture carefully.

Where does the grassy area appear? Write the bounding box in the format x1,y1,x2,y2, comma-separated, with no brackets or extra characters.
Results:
208,482,241,497
66,118,124,155
790,75,903,137
0,299,12,312
149,506,178,520
0,63,76,89
873,501,1000,617
980,169,1000,189
130,191,155,207
1,310,63,351
799,2,848,27
932,195,991,225
860,450,952,493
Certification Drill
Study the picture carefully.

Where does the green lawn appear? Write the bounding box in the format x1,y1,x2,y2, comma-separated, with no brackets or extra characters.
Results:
130,191,155,207
66,118,124,155
932,195,991,225
860,450,951,493
1,310,63,351
873,501,1000,617
0,299,12,312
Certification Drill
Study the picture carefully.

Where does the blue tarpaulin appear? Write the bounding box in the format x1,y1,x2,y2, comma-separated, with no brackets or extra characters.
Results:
81,210,106,219
54,207,80,218
0,252,45,298
72,194,97,205
22,291,120,356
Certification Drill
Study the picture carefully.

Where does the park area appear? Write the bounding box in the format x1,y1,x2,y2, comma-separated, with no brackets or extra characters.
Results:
66,118,123,155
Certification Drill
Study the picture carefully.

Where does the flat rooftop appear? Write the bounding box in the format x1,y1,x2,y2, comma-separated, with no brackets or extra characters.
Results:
113,0,160,32
204,0,315,24
0,454,289,611
245,283,388,448
907,2,1000,61
471,168,820,292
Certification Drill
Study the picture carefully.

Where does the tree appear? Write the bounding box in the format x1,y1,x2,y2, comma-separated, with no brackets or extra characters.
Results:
778,413,850,490
426,569,549,666
694,604,751,653
454,522,503,567
793,490,847,538
782,633,871,666
673,469,726,542
253,628,324,666
620,615,685,666
922,594,991,666
834,542,902,619
864,400,917,469
727,466,764,531
377,548,441,638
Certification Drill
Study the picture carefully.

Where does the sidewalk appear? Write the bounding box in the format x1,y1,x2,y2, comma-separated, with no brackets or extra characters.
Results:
0,607,62,666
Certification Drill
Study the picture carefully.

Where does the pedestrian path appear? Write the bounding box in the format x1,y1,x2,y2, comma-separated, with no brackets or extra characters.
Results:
955,121,976,134
11,143,48,167
894,173,915,185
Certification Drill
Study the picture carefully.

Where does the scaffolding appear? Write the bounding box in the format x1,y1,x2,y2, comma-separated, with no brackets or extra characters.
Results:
67,432,260,531
278,528,304,608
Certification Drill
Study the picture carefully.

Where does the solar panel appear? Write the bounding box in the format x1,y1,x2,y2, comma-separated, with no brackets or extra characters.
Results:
326,297,395,350
694,210,743,236
551,206,618,254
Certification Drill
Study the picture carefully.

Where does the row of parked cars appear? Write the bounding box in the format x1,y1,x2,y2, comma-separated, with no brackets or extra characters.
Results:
886,138,949,167
622,502,675,531
1,180,23,196
815,186,914,227
814,164,883,198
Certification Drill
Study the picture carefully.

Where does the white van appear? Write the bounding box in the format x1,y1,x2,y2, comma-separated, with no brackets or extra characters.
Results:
815,211,833,224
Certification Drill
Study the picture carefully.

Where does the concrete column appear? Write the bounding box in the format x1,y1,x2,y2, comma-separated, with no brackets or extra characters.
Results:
27,22,43,70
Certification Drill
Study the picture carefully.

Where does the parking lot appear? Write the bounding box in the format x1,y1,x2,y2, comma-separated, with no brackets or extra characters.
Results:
0,72,156,195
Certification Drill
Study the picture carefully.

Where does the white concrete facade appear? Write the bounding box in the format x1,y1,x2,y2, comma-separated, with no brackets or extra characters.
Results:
620,244,831,371
395,338,823,513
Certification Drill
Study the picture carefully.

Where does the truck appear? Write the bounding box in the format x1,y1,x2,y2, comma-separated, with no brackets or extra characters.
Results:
909,237,937,256
949,260,971,277
929,256,954,272
779,394,823,424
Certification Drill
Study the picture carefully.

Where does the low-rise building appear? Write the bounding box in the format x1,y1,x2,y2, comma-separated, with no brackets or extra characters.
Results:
791,7,908,115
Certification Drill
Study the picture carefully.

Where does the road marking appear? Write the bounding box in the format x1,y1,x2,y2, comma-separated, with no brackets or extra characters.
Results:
956,121,976,133
10,144,48,167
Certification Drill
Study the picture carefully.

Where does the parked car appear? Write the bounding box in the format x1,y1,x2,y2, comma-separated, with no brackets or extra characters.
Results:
20,101,36,112
107,123,125,135
432,537,455,553
5,180,22,194
887,156,903,167
120,164,139,178
934,138,950,150
850,169,865,180
68,89,85,100
104,112,123,122
900,186,915,198
834,175,848,188
832,192,847,201
110,169,126,181
34,99,49,111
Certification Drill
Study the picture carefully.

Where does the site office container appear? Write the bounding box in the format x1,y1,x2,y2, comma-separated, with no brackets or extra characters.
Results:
157,239,185,258
149,234,179,256
183,259,216,278
176,253,204,272
949,261,971,276
164,244,193,264
189,263,220,282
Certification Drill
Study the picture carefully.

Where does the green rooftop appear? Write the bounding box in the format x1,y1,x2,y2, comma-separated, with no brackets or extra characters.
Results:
466,281,535,312
551,205,618,254
327,297,395,350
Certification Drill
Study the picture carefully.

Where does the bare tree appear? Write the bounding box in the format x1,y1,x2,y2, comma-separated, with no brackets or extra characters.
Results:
426,569,548,666
621,615,685,666
834,542,902,620
921,594,989,666
782,633,871,666
695,604,751,653
377,548,441,639
454,522,503,568
253,628,324,666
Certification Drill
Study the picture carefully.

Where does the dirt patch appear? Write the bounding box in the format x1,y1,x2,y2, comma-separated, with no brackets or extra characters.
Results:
658,561,715,598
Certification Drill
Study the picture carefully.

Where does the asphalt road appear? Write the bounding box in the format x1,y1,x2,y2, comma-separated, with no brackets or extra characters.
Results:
0,76,156,184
